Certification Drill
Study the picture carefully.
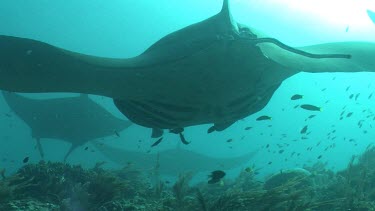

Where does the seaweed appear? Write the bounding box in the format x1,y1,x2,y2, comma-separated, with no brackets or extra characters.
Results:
4,145,375,210
196,189,207,211
172,172,193,205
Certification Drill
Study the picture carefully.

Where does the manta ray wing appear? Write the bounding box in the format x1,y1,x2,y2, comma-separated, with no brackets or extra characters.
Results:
92,141,257,175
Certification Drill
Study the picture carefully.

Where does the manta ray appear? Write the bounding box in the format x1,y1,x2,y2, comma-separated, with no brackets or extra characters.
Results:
92,141,257,175
2,92,132,161
0,0,375,138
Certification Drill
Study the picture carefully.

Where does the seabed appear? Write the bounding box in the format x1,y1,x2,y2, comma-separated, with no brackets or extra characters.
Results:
2,146,375,211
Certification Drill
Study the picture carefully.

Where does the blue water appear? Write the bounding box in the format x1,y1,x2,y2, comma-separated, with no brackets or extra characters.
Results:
1,0,375,184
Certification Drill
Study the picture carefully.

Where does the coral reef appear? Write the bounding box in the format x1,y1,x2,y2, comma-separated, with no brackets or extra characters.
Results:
2,146,375,210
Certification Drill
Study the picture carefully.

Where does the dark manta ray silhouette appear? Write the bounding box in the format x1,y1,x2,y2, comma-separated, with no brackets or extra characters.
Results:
92,141,257,176
0,0,375,138
2,92,132,161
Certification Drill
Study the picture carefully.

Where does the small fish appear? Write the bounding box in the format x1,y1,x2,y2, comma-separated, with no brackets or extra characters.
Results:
369,93,373,99
307,115,316,119
256,115,272,121
23,157,29,164
349,94,354,99
291,94,303,100
346,86,350,91
268,161,272,165
208,170,226,184
245,167,253,173
317,155,322,159
300,125,308,134
266,144,270,148
179,133,190,145
245,166,260,175
114,130,120,137
278,149,284,154
345,26,349,32
226,139,233,143
346,112,353,118
300,104,321,111
244,126,252,130
355,93,360,101
151,137,163,147
321,88,327,92
84,146,89,151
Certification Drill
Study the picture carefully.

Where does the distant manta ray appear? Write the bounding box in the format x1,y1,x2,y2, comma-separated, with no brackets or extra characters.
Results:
2,92,132,161
1,0,375,139
92,141,257,176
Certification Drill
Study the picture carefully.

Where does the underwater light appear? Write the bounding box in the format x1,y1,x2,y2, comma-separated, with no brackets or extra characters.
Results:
235,0,374,26
233,0,375,42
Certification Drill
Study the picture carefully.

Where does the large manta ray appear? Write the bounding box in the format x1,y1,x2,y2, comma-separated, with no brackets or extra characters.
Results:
2,92,132,161
92,141,257,176
0,0,375,139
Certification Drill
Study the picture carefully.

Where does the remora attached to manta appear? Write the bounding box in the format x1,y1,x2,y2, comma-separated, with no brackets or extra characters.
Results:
0,0,375,137
91,141,257,176
2,92,132,161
